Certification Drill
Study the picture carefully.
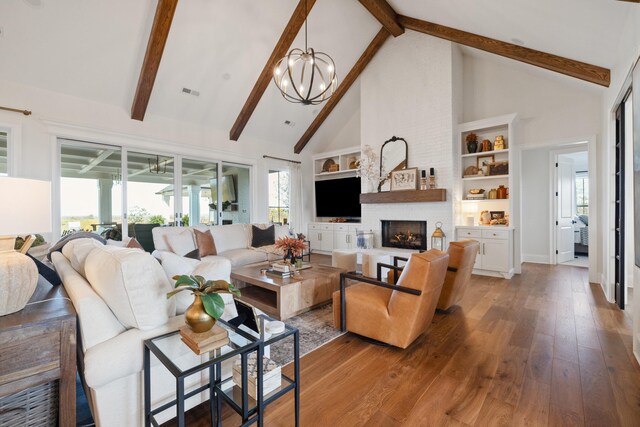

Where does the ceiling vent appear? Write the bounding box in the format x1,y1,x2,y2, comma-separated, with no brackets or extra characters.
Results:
181,87,200,97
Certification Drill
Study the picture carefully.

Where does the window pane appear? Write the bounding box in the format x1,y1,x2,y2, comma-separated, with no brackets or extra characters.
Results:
127,152,175,229
182,158,218,226
221,163,250,224
60,142,122,235
0,132,7,175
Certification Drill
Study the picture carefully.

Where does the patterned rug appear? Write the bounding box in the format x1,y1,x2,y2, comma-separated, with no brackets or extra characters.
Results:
269,303,344,366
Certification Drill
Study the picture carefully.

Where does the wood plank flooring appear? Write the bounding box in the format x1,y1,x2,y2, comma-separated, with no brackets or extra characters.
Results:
167,263,640,426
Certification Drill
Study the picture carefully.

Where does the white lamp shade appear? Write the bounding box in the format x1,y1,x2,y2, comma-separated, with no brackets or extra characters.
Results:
0,177,52,235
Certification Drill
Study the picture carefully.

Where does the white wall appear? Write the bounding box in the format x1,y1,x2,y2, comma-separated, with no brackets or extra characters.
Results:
462,52,602,280
0,77,316,230
360,31,457,244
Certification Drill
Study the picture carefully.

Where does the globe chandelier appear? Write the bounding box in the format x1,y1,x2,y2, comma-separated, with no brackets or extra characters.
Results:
273,0,337,105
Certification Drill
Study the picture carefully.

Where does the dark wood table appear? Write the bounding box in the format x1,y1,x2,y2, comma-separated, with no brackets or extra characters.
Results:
0,275,77,426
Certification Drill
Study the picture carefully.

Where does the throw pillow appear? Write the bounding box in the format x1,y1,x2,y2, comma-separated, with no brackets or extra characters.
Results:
126,237,144,250
166,229,196,256
251,225,275,248
194,229,217,257
184,248,201,260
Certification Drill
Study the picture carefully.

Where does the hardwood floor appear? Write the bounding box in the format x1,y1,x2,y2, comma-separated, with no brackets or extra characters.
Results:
170,263,640,426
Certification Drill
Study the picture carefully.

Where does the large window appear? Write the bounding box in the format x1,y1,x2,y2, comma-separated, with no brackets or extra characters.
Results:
268,170,289,224
575,172,588,215
0,132,7,176
60,142,122,234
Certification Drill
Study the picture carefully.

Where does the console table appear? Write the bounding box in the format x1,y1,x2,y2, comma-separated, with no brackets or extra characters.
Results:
0,276,77,426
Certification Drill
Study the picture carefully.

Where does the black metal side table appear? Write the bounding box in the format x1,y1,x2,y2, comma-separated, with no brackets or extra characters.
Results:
143,317,300,427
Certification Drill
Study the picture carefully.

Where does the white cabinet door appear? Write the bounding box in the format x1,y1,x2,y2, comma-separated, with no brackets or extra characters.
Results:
334,231,350,250
308,225,320,253
480,240,509,272
319,231,334,251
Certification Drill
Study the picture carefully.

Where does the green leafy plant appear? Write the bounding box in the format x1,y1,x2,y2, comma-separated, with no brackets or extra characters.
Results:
149,215,166,225
167,275,241,319
181,214,190,226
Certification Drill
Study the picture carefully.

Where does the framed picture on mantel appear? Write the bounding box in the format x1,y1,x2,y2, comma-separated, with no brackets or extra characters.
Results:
390,168,418,191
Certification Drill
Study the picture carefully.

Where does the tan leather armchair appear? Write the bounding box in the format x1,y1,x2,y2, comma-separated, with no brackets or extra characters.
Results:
437,240,479,310
332,250,449,349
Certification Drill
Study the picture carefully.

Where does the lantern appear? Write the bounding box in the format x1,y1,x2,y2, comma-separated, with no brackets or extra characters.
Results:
431,221,446,251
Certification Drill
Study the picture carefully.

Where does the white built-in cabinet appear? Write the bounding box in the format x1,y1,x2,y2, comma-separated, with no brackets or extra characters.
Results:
455,113,520,278
308,223,359,253
456,226,514,278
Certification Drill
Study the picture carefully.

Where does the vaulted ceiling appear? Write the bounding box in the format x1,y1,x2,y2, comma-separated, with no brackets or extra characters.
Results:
0,0,635,151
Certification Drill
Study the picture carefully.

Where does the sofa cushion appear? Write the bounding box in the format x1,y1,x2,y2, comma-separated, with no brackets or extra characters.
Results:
61,238,105,278
166,229,196,256
251,225,275,247
218,248,268,267
84,246,175,330
194,229,217,257
209,224,248,253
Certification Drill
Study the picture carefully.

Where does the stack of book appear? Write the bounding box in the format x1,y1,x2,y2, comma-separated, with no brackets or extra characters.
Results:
466,192,486,200
232,354,281,400
179,325,229,355
267,262,291,278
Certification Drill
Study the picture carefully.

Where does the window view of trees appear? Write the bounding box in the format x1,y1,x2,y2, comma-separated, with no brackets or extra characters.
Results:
268,170,290,224
576,173,588,215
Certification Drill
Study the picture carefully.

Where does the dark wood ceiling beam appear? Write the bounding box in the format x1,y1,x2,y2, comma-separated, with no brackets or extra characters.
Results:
131,0,178,121
229,0,316,141
294,28,391,154
397,15,610,87
357,0,404,37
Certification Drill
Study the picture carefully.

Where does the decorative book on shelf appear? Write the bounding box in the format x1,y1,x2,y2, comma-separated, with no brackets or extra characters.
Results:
180,325,229,355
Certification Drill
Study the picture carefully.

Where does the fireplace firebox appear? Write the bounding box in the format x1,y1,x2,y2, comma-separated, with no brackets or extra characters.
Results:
381,220,427,250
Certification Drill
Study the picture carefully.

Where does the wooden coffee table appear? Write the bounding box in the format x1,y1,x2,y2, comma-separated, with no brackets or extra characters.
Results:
231,263,342,320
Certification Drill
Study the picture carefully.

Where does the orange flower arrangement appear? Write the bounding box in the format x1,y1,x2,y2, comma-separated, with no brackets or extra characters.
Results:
274,236,307,257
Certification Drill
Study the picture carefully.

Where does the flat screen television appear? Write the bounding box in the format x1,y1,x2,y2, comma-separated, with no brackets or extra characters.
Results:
315,177,361,218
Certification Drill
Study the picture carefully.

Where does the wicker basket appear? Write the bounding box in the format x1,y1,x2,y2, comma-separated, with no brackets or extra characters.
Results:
0,381,58,426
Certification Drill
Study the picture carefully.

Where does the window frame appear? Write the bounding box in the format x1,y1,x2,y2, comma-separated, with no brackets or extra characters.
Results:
268,169,290,224
0,122,22,176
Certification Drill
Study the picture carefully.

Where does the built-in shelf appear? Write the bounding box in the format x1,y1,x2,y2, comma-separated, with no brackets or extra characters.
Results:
462,174,509,181
461,149,509,158
314,169,358,177
462,198,509,203
360,189,446,204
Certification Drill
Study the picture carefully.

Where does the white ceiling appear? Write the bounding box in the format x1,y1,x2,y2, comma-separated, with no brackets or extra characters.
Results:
0,0,634,150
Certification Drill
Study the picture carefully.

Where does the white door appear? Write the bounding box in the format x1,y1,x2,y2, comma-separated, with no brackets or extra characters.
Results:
556,157,575,263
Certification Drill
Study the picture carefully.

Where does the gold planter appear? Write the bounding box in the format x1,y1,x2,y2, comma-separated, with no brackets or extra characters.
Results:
185,294,216,333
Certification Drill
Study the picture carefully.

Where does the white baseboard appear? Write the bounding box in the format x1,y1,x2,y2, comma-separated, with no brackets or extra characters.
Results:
521,254,550,264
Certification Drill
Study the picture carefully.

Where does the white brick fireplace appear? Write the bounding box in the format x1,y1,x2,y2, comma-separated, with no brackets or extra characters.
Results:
359,31,463,249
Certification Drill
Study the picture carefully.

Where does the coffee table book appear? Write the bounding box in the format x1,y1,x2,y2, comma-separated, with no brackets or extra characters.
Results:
179,324,229,354
232,354,281,400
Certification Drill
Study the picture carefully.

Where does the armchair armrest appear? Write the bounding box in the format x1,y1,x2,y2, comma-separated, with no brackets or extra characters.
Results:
376,262,404,282
339,271,421,332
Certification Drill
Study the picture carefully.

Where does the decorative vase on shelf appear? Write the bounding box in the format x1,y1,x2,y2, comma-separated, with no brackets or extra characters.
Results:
185,295,216,333
466,140,478,154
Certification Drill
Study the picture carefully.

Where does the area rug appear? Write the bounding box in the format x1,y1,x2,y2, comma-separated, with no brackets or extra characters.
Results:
269,303,344,366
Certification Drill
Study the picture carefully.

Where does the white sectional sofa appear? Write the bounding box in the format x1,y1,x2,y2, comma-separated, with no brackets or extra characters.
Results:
152,223,291,272
51,238,237,426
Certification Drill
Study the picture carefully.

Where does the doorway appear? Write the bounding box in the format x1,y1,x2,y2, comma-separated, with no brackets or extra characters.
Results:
554,150,589,269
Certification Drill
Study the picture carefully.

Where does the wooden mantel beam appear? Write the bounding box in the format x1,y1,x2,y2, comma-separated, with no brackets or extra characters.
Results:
398,15,610,87
294,28,391,154
357,0,404,37
229,0,316,141
131,0,178,121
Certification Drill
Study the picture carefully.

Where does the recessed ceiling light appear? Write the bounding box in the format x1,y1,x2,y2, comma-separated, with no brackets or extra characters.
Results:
284,120,295,127
222,73,231,80
510,38,525,46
